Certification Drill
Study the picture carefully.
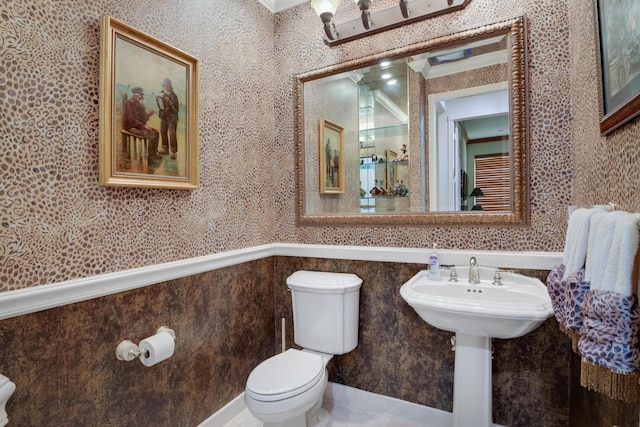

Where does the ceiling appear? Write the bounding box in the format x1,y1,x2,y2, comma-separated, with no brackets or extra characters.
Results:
359,59,409,118
460,114,510,141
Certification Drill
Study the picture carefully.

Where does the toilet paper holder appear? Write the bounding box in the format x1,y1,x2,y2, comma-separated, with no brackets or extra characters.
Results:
116,326,176,362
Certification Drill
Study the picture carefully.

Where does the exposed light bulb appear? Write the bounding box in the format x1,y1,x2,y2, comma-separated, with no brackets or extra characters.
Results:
311,0,341,40
311,0,340,15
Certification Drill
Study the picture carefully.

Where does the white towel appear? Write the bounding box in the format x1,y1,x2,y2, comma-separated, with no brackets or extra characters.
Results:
598,212,640,295
584,211,620,283
585,211,626,290
563,208,606,280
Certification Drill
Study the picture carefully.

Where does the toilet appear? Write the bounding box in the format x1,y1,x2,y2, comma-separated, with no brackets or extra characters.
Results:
245,270,363,427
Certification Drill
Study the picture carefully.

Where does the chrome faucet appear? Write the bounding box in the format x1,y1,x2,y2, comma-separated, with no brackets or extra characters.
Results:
469,256,481,284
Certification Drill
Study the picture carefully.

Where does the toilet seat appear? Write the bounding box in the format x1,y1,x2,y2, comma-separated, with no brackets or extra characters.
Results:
246,349,324,402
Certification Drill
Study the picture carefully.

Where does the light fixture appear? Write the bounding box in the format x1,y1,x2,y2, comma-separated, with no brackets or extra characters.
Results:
313,0,471,46
354,0,372,30
469,187,484,198
469,187,485,210
311,0,341,41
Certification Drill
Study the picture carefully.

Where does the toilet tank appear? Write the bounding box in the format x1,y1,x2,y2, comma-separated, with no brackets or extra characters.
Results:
286,270,362,355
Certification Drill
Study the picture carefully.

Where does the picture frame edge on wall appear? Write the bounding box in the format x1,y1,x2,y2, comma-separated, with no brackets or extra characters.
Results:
594,0,640,135
98,15,200,189
318,118,346,194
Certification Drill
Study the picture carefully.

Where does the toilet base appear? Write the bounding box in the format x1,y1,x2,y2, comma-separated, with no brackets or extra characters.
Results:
245,362,328,427
307,407,330,427
263,412,306,427
257,387,329,427
261,407,329,427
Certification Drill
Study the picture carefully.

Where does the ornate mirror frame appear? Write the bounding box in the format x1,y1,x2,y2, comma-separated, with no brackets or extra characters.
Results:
295,15,529,226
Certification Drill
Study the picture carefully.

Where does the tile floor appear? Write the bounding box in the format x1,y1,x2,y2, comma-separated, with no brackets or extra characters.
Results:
224,407,429,427
204,382,452,427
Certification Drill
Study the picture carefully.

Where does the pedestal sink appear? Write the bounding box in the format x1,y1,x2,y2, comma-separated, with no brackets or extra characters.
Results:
400,266,553,427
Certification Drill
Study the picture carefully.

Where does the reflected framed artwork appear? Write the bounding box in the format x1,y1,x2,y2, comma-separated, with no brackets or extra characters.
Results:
99,15,199,189
596,0,640,135
319,119,345,194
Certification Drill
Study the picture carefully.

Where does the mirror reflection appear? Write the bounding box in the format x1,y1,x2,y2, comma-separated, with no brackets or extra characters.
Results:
296,16,527,225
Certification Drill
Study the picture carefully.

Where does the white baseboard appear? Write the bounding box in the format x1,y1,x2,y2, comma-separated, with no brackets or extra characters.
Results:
323,382,451,425
198,392,247,427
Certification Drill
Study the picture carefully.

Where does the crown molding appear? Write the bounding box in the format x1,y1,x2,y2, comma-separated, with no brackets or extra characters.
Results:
257,0,307,13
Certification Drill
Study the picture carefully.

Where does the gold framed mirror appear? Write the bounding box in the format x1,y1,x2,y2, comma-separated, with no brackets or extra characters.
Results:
295,15,528,226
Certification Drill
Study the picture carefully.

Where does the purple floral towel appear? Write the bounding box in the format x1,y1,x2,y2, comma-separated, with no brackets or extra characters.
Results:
578,212,640,374
547,208,605,336
546,264,567,325
566,269,588,331
547,265,588,334
578,289,640,373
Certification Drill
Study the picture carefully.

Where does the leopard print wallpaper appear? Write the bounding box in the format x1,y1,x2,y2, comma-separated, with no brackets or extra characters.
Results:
0,0,276,290
1,0,576,291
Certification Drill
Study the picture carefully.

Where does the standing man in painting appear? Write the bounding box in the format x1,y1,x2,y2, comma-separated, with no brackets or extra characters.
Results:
157,78,180,160
124,86,160,165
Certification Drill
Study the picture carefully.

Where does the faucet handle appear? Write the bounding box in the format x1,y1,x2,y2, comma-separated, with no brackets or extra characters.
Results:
448,267,458,282
492,270,503,286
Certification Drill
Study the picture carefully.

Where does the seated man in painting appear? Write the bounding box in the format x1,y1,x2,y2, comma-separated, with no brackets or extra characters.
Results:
124,86,161,165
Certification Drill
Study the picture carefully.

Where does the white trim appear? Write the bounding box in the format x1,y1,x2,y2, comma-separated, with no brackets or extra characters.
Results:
373,90,408,124
0,244,275,321
0,243,562,321
256,0,307,13
275,243,561,270
198,391,247,427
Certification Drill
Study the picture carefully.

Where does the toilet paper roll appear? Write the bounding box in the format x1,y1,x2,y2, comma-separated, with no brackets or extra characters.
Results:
138,331,175,367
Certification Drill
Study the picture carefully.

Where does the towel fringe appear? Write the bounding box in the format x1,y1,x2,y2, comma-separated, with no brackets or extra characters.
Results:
568,329,580,353
580,358,640,402
558,324,581,353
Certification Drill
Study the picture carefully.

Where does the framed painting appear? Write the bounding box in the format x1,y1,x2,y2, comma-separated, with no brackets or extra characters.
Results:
595,0,640,135
99,16,199,189
319,119,345,194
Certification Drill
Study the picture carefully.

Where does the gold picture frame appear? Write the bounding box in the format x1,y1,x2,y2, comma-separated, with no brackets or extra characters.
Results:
98,15,199,189
319,119,345,194
595,0,640,135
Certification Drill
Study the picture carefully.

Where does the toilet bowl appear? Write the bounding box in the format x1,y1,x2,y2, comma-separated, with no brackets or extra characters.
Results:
244,270,362,427
245,349,330,427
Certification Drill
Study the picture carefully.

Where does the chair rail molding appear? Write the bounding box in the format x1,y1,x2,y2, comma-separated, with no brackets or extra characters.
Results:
0,243,561,320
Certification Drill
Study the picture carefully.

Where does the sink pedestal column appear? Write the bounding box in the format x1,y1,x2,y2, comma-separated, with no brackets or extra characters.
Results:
452,333,492,427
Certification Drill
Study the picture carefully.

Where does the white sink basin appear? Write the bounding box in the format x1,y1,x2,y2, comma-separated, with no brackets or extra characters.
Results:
400,266,553,339
401,264,554,426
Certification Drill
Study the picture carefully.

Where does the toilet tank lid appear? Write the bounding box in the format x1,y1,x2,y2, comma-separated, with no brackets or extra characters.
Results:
286,270,362,293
